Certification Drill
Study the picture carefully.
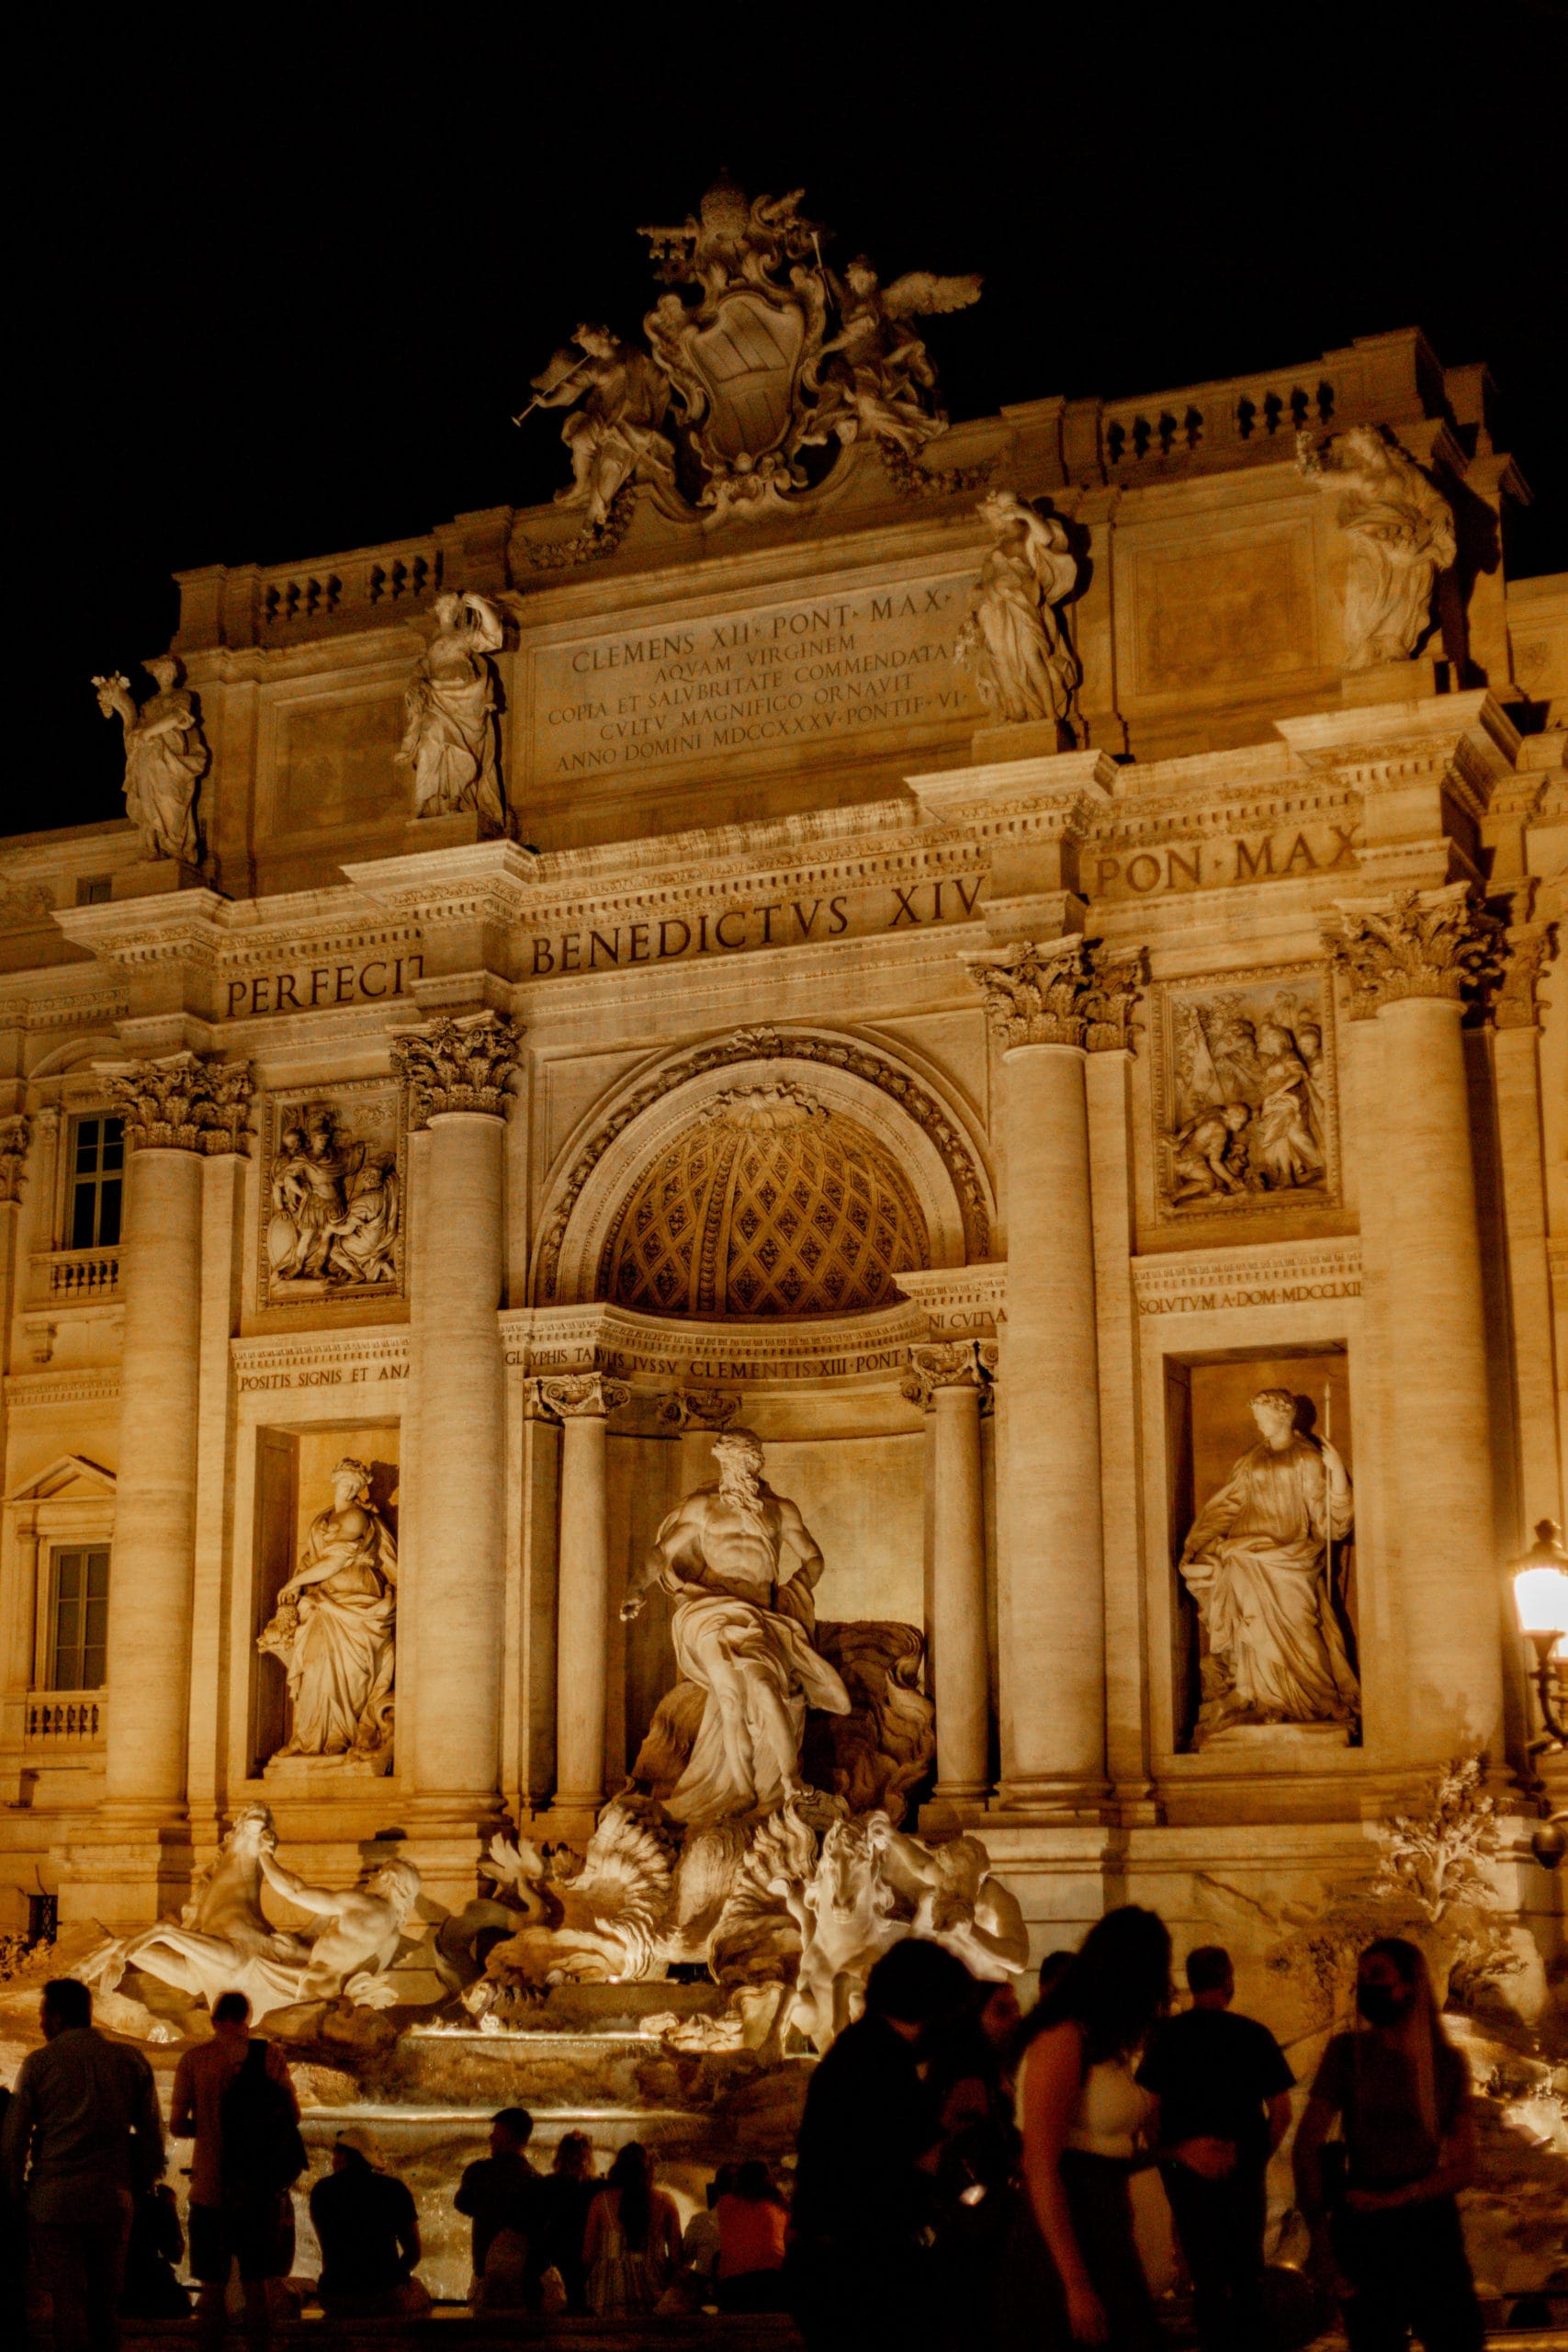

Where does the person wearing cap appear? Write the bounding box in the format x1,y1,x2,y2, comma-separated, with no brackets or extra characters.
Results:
309,2125,429,2318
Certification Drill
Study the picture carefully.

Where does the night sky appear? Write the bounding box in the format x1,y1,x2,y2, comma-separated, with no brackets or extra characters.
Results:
21,4,1567,841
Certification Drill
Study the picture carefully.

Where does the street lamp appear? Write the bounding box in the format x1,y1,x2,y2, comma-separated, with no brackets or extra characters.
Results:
1510,1518,1568,1868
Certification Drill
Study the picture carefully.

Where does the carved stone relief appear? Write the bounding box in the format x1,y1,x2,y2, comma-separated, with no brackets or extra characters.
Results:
1152,967,1338,1221
263,1083,403,1305
517,174,980,536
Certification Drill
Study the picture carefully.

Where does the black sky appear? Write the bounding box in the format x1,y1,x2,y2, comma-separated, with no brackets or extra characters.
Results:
21,3,1568,840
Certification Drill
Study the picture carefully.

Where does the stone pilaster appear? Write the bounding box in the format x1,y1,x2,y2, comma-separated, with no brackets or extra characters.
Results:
391,1012,521,1830
1323,887,1505,1757
0,1114,30,1205
902,1341,992,1803
964,937,1144,1812
94,1055,252,1918
539,1372,631,1832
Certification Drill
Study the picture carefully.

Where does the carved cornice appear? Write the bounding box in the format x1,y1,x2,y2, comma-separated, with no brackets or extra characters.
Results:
900,1338,997,1409
536,1024,991,1299
1320,884,1504,1021
104,1052,254,1154
655,1390,741,1431
962,934,1146,1051
537,1371,632,1420
0,1114,30,1204
390,1011,523,1125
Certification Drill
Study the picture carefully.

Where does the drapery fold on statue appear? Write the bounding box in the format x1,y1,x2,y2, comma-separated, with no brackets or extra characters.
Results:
662,1585,850,1823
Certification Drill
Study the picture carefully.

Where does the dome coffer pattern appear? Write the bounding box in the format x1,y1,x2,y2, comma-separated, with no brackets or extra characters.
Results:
597,1087,928,1318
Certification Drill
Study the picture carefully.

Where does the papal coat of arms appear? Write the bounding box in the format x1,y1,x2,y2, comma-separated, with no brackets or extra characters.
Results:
520,175,981,527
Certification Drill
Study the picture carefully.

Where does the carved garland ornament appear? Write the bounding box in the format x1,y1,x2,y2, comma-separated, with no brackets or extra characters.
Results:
963,936,1147,1051
1320,884,1503,1020
107,1053,254,1154
535,1026,991,1301
537,1371,632,1421
390,1011,523,1125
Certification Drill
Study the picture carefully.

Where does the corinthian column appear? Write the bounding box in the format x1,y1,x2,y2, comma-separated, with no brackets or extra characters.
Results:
903,1341,992,1802
392,1012,521,1816
1324,885,1505,1756
101,1057,252,1863
964,936,1144,1811
541,1372,630,1832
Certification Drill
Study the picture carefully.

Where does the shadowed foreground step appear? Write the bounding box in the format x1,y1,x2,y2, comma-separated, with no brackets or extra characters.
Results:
107,2319,1568,2351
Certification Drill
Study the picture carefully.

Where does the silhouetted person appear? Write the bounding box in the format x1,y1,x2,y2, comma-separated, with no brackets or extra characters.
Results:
1,1976,164,2352
1003,1907,1235,2352
121,2183,189,2318
535,2130,599,2312
310,2126,429,2318
716,2159,789,2312
455,2105,539,2311
1294,1936,1483,2352
583,2142,682,2314
790,1936,976,2352
1136,1943,1293,2352
171,1987,300,2352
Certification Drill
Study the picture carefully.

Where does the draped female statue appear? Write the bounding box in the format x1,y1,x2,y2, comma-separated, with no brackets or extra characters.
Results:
92,657,207,864
258,1458,396,1766
955,488,1081,730
396,591,506,829
1179,1388,1359,1743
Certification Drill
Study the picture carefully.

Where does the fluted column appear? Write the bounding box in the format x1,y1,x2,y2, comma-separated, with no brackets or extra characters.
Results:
543,1373,630,1826
392,1012,521,1813
1324,886,1505,1756
903,1341,993,1802
964,936,1144,1810
101,1056,252,1826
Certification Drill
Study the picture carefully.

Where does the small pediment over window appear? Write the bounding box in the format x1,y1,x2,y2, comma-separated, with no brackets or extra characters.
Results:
8,1453,117,1504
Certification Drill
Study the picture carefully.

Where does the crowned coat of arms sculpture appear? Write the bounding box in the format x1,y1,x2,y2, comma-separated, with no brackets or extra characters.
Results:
522,175,980,527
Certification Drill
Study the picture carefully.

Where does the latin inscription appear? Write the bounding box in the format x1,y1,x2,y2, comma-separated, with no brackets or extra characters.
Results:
529,577,980,780
224,954,423,1020
1093,823,1357,902
525,877,982,978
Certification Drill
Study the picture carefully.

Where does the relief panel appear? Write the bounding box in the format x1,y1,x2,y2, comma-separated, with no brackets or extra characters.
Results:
275,690,408,834
260,1080,405,1306
1150,966,1339,1227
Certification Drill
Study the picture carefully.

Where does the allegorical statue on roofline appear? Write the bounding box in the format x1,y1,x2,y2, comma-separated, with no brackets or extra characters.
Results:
91,656,208,865
518,174,980,527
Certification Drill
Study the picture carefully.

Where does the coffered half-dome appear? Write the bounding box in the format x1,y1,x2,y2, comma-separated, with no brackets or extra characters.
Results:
597,1083,929,1318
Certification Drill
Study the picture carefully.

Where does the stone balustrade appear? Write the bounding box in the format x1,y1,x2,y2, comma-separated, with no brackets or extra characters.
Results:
33,1247,119,1306
26,1693,105,1743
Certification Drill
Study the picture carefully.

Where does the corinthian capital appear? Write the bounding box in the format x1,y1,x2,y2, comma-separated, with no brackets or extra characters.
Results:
962,935,1145,1051
0,1114,30,1204
390,1011,523,1125
538,1371,632,1420
107,1053,254,1154
1321,884,1503,1020
900,1339,990,1410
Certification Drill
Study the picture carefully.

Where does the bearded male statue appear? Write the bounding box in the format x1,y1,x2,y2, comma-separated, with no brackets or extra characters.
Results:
622,1430,851,1823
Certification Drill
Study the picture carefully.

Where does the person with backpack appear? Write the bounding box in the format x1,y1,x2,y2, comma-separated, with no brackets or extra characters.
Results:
171,1988,303,2352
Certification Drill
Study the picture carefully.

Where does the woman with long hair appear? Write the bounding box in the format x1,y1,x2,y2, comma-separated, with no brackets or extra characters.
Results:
1000,1905,1235,2349
715,2159,790,2313
582,2142,682,2317
1293,1936,1483,2352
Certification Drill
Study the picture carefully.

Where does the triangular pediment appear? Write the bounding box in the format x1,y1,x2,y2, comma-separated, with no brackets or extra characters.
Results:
8,1453,117,1503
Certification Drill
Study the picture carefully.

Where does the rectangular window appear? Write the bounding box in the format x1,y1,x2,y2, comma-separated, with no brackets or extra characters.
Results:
68,1114,124,1250
75,876,112,906
49,1547,109,1690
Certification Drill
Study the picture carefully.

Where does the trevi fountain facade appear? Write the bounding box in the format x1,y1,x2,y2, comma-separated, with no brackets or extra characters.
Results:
0,182,1564,2304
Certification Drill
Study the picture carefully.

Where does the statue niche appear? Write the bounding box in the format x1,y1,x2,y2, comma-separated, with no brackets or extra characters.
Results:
258,1457,397,1773
1178,1383,1359,1748
624,1429,934,1828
